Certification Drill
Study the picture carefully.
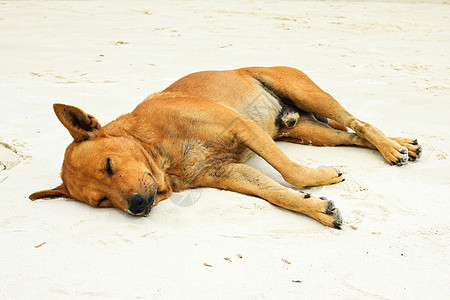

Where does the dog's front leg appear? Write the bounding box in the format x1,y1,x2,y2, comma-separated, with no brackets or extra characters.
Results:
231,116,344,187
201,163,342,229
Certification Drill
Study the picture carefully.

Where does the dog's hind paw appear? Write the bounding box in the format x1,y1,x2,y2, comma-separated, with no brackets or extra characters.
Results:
409,139,423,160
390,137,422,162
393,147,409,166
379,139,409,166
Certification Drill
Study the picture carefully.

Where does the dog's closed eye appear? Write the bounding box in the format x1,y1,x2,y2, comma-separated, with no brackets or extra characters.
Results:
106,158,114,176
97,197,109,207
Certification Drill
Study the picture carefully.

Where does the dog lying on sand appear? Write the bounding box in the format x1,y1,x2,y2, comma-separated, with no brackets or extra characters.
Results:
30,66,422,228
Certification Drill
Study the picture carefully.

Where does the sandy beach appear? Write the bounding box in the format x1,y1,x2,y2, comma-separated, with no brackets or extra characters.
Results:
1,1,449,298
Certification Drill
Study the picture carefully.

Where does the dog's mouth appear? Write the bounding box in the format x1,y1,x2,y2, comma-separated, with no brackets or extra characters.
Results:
125,208,150,216
125,192,156,216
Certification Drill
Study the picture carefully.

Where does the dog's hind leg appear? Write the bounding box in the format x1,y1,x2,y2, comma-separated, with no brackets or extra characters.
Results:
277,112,423,160
201,163,342,229
242,66,421,165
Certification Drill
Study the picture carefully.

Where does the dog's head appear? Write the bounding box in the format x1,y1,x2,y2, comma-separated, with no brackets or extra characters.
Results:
30,104,163,216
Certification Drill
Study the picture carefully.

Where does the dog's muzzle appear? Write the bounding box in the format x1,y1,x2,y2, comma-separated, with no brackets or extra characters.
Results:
128,194,155,216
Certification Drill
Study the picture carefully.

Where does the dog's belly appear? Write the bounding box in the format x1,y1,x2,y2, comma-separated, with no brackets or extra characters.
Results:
234,85,282,138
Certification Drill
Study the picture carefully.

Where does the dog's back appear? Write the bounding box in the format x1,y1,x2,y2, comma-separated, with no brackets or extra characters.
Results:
163,69,286,137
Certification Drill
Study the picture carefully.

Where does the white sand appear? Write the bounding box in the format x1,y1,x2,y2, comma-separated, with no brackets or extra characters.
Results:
1,0,449,298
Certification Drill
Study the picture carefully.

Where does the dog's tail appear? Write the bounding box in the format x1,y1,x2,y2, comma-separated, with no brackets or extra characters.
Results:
314,113,348,132
328,119,348,131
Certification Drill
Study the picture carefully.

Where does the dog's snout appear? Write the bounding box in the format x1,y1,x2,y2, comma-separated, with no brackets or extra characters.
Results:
129,194,149,215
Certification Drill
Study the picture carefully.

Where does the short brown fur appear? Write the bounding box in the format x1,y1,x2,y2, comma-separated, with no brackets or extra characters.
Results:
30,67,422,228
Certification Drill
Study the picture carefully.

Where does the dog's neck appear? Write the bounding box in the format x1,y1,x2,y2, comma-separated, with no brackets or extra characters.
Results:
102,111,174,194
103,108,201,199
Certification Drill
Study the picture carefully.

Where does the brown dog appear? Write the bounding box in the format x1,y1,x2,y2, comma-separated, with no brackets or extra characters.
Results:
30,67,422,228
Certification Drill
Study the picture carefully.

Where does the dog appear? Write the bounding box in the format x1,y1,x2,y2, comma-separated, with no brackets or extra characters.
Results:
29,67,422,228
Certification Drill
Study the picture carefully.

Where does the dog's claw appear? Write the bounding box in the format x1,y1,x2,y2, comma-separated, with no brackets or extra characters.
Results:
326,200,335,215
394,148,409,166
416,145,422,158
304,193,311,199
409,140,422,161
319,165,343,178
333,209,343,229
318,198,342,229
395,157,407,166
333,167,342,177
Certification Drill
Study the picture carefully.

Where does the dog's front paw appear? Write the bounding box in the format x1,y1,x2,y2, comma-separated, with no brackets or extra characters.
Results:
317,166,345,185
284,165,344,187
310,196,342,229
320,196,342,229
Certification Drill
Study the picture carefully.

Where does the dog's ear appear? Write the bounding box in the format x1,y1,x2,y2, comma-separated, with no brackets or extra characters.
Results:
29,184,70,200
53,103,102,142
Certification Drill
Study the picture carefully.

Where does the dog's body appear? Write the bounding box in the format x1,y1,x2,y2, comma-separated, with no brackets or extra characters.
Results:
30,67,422,228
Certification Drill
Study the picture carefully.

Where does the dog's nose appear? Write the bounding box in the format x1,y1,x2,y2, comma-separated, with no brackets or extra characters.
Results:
128,194,149,215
